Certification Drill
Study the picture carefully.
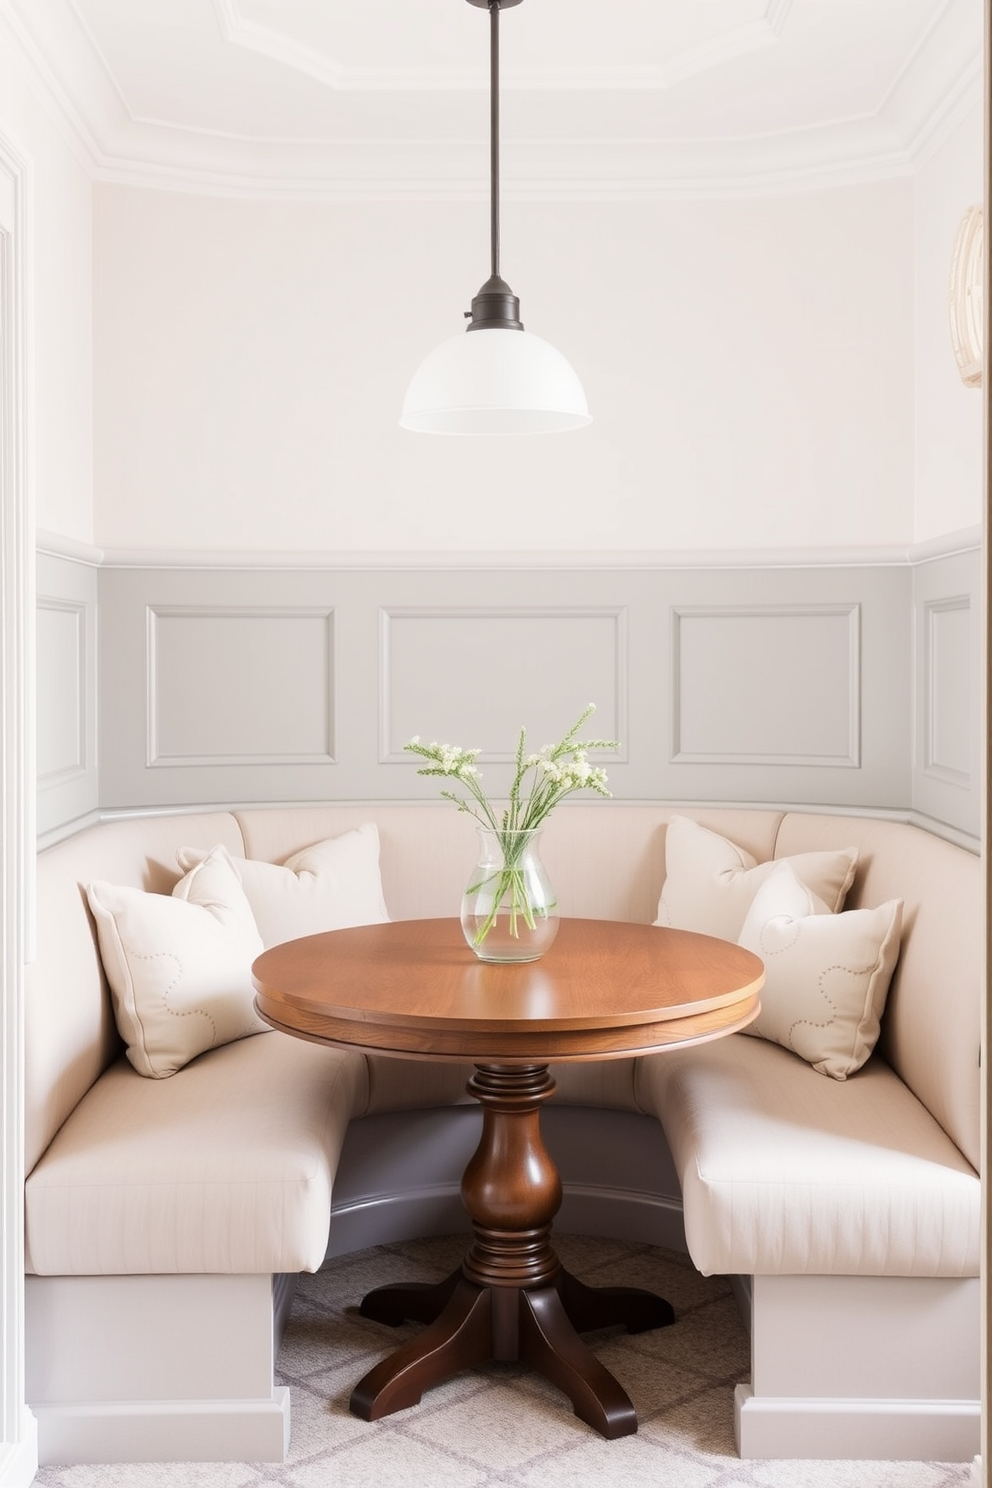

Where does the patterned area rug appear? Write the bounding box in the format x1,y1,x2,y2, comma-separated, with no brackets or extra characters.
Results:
34,1234,974,1488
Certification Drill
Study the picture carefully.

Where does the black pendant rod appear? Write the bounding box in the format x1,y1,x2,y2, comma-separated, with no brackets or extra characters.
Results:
465,0,524,332
490,0,500,280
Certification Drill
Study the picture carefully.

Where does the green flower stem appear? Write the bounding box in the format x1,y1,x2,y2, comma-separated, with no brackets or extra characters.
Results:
465,826,560,944
465,865,557,945
404,705,618,947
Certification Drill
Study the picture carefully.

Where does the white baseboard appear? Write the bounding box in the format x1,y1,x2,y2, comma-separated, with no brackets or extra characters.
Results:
34,1390,291,1465
0,1413,39,1488
735,1385,980,1461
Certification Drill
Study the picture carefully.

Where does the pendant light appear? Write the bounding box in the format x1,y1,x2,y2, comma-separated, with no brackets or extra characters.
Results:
400,0,591,435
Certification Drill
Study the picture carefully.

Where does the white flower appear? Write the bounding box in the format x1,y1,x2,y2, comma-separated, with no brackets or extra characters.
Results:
403,705,618,837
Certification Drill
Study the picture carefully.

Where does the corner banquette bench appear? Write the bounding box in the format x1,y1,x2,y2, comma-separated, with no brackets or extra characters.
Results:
25,803,981,1465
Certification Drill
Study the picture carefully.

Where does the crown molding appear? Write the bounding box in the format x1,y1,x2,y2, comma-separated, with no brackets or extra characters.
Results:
0,0,982,202
0,0,119,178
64,131,929,205
878,0,985,167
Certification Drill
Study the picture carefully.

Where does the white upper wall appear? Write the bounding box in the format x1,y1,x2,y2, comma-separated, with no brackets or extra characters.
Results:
1,4,982,559
0,11,93,544
93,182,916,555
915,102,985,543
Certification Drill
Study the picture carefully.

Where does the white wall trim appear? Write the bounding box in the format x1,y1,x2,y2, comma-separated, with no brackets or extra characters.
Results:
35,529,103,567
0,0,105,183
911,525,985,564
0,1425,39,1488
90,529,982,573
35,799,981,859
0,123,37,1487
735,1386,980,1462
32,1396,290,1469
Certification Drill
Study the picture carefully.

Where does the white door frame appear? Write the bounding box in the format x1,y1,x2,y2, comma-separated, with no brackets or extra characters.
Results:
0,127,38,1488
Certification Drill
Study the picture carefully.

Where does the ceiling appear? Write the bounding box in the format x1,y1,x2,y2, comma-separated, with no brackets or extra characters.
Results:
4,0,984,198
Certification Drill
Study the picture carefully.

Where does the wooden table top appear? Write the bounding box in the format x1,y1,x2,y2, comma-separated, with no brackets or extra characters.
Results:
253,917,763,1064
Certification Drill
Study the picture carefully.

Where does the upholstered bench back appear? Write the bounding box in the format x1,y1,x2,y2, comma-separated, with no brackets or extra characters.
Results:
775,814,980,1171
231,802,784,927
26,813,245,1173
27,803,979,1187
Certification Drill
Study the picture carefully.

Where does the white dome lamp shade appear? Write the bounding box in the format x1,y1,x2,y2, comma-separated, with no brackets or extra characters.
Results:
400,0,590,436
400,286,591,436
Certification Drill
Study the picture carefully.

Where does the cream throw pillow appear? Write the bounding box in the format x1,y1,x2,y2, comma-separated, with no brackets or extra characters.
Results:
87,846,267,1080
177,824,390,949
654,815,858,941
738,861,903,1079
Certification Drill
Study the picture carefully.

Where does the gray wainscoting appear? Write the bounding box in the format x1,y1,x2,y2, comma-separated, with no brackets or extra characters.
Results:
35,542,981,846
911,547,982,839
36,553,98,838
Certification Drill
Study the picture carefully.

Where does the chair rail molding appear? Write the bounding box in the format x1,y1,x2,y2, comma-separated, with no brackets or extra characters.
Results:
91,529,982,571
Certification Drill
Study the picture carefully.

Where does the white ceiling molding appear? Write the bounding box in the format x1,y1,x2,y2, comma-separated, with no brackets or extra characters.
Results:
212,0,793,95
875,0,985,165
0,0,983,201
0,0,116,176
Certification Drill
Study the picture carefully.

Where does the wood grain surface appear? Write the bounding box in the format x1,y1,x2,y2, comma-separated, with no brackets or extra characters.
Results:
253,917,763,1064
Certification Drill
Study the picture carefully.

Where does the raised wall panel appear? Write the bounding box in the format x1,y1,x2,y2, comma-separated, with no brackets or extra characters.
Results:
147,606,335,767
912,549,981,839
673,605,860,767
657,566,909,813
924,598,971,785
380,607,625,763
36,554,98,838
36,601,84,782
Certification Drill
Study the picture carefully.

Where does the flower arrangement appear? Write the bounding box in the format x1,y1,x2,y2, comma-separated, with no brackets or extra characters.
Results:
405,704,618,952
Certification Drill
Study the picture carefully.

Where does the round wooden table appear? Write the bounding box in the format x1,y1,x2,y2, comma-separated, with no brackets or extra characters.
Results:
253,917,762,1439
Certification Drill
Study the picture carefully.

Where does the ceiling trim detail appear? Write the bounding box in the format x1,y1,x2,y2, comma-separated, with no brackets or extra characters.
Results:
0,0,983,202
211,0,794,95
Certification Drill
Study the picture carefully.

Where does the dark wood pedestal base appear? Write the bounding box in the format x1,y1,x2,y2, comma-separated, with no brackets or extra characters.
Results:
349,1064,674,1438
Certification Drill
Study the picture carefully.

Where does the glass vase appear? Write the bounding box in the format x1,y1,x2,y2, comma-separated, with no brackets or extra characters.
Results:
460,826,560,964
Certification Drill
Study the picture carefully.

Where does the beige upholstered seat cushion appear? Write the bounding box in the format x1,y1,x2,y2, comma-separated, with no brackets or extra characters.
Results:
25,1033,369,1276
636,1035,979,1279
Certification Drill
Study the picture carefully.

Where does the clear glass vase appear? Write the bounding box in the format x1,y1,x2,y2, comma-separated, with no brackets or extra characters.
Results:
460,826,560,964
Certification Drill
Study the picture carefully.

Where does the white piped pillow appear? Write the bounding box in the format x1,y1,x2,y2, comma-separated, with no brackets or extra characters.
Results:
738,861,903,1080
87,846,267,1080
654,815,858,942
177,824,390,949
